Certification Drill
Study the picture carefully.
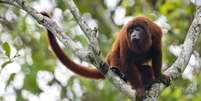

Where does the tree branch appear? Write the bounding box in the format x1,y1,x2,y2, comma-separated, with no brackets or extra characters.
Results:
144,6,201,101
0,0,20,8
64,0,137,100
10,0,90,60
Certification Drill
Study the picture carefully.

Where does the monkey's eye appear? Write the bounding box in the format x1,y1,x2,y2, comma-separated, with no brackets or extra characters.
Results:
134,26,142,31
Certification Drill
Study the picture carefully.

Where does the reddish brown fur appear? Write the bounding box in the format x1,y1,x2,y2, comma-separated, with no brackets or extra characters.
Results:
106,17,168,97
41,12,169,98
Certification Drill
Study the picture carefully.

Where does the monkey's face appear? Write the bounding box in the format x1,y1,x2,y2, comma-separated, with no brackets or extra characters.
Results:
129,26,143,44
127,23,152,53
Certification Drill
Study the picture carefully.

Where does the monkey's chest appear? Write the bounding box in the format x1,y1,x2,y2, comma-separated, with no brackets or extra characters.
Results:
130,52,152,64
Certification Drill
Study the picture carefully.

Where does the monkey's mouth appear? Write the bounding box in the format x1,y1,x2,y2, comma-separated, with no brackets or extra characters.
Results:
132,39,145,51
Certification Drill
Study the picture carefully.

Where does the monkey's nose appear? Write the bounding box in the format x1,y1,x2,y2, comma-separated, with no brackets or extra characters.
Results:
131,34,140,41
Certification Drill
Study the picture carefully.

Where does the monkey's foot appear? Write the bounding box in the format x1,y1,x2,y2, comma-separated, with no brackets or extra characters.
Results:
136,87,145,101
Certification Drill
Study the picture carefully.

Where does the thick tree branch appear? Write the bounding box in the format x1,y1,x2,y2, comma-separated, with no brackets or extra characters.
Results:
144,6,201,101
166,7,201,78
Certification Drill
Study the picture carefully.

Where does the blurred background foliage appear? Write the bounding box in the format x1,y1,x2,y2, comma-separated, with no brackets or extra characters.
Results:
0,0,201,101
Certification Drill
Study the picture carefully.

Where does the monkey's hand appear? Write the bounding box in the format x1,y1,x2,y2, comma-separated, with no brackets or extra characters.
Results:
155,74,171,86
110,67,127,82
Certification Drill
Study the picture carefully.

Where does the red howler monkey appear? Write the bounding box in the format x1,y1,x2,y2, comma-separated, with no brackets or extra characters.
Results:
41,12,170,98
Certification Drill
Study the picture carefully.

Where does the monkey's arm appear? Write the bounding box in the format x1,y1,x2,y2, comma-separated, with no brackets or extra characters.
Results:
107,49,127,81
106,41,128,81
152,43,170,86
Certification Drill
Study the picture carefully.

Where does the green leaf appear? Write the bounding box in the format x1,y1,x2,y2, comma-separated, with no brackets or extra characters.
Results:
2,42,11,57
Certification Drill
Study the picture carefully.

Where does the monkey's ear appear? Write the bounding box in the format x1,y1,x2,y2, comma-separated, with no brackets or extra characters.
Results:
110,67,127,82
